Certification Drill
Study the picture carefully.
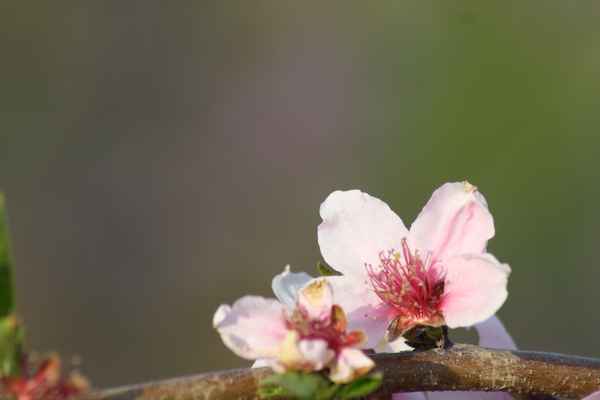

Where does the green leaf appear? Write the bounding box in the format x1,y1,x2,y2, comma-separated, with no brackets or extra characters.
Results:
0,195,23,378
259,372,331,400
336,372,383,399
315,383,340,400
0,194,15,319
316,261,341,277
257,383,286,399
0,316,23,376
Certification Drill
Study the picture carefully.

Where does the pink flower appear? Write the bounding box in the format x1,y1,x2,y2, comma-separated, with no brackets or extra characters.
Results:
316,182,510,349
1,355,88,400
213,271,375,383
393,315,516,400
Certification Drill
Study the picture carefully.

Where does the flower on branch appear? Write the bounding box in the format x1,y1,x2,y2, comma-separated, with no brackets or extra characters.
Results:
213,273,375,384
1,354,88,400
315,181,510,351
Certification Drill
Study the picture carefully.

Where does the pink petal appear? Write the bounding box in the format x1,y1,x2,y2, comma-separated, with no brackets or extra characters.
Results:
442,254,510,328
409,182,494,261
272,265,313,308
318,190,409,279
583,391,600,400
426,391,513,400
329,348,375,384
379,337,413,353
475,315,516,350
251,359,270,368
297,279,334,321
213,296,288,359
392,393,427,400
298,339,335,370
325,275,392,349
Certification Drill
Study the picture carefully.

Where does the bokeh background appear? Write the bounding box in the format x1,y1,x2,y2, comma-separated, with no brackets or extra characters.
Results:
2,1,600,388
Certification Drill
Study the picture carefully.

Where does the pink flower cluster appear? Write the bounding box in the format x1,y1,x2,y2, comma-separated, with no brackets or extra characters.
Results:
1,355,88,400
213,274,374,383
213,181,524,397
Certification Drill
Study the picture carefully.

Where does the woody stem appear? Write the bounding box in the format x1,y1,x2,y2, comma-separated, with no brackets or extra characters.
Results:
84,344,600,400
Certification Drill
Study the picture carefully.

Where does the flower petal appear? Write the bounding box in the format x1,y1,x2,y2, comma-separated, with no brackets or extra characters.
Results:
392,393,427,400
325,275,392,349
409,182,494,261
379,336,413,353
583,392,600,400
298,339,335,370
318,190,409,279
213,296,288,359
441,254,510,328
272,265,313,308
251,359,270,368
277,330,304,370
426,391,513,400
475,315,516,350
297,279,334,321
329,348,375,384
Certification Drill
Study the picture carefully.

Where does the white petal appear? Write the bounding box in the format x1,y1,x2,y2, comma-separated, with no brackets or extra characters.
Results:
297,279,334,321
298,339,335,370
318,190,409,279
325,275,392,349
277,330,304,370
252,358,285,372
583,392,600,400
475,315,516,350
329,348,375,384
378,336,413,353
441,254,510,328
272,265,313,308
213,296,288,359
409,182,494,261
251,359,270,368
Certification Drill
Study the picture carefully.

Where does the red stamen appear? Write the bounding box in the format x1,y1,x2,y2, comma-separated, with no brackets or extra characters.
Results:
286,306,364,356
367,239,446,331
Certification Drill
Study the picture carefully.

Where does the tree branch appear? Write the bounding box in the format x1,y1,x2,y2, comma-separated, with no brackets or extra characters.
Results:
85,344,600,400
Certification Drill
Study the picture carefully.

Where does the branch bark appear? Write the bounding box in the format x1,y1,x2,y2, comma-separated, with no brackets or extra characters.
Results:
85,344,600,400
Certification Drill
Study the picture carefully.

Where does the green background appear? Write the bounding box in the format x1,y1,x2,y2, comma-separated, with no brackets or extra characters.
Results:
2,1,600,388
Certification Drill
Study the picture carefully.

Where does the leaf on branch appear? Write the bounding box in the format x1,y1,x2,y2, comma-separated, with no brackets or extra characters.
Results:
0,193,15,319
259,371,331,399
316,261,341,277
0,315,24,376
335,372,383,399
0,194,23,377
258,371,383,400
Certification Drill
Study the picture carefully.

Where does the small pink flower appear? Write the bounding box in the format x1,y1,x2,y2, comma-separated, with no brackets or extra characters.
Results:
316,182,510,349
213,273,374,383
1,355,88,400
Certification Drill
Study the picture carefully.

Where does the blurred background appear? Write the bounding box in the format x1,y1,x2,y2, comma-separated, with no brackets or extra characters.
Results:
2,1,600,388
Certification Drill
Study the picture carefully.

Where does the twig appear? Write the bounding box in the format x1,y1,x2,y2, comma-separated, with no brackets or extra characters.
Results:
84,344,600,400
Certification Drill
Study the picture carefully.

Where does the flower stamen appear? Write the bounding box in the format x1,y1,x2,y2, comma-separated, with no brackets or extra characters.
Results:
366,239,446,339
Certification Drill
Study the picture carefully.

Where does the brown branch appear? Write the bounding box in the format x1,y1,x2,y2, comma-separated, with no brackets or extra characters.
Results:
83,344,600,400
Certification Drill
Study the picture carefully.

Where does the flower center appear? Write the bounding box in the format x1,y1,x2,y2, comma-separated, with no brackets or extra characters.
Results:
285,306,364,354
366,238,446,336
